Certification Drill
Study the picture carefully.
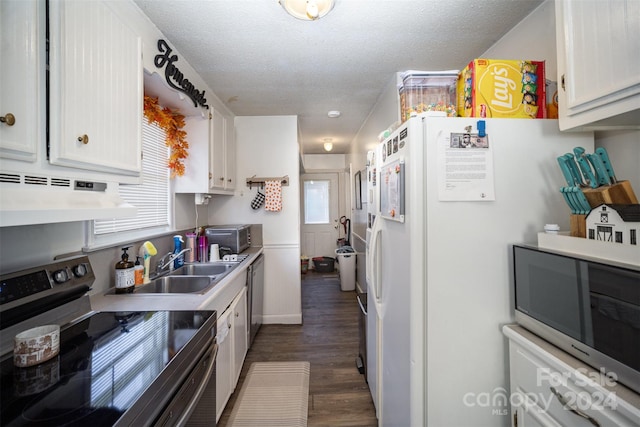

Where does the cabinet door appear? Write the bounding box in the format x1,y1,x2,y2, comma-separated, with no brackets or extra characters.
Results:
175,114,211,193
511,396,561,427
223,113,236,190
231,286,248,386
0,0,42,162
556,0,640,130
210,108,226,190
215,308,233,422
48,0,142,180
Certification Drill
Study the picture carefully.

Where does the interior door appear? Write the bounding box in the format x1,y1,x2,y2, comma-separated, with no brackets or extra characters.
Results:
300,173,340,260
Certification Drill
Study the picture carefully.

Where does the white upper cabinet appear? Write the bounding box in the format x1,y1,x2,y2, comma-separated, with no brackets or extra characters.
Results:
0,0,42,162
220,111,236,192
175,107,236,194
555,0,640,131
48,0,142,181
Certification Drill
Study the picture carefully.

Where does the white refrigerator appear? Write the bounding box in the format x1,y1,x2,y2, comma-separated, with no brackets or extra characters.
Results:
365,115,594,426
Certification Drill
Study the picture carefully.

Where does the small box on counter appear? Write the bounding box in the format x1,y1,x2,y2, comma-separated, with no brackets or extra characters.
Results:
399,71,458,122
457,59,546,119
546,79,559,119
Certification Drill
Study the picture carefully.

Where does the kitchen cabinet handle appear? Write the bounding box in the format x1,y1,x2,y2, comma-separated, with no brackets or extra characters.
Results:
0,113,15,126
228,178,232,183
77,134,89,144
549,387,600,427
561,74,565,91
219,177,225,181
235,311,239,317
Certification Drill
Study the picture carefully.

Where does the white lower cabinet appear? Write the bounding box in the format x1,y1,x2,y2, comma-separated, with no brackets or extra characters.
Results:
231,286,248,385
216,286,248,422
215,307,233,423
504,325,640,427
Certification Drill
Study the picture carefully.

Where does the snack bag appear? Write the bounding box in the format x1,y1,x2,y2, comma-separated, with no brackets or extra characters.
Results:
457,59,546,119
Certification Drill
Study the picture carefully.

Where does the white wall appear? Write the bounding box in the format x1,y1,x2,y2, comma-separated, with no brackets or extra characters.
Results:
208,116,302,324
302,154,346,171
596,130,640,193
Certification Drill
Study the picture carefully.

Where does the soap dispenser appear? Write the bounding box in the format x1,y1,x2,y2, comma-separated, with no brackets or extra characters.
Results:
115,246,135,294
173,235,185,269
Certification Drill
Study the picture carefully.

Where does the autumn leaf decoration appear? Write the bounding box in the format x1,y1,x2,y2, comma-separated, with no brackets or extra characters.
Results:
143,96,189,177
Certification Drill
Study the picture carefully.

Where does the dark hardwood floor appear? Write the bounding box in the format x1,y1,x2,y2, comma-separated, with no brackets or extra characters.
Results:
217,271,378,427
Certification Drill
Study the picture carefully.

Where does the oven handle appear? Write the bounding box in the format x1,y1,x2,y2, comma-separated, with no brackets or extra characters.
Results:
174,342,218,426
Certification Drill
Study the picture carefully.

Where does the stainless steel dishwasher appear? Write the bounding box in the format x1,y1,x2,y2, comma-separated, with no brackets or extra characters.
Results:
247,254,264,347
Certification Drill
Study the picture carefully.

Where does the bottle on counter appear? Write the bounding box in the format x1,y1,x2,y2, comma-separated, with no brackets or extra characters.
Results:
134,256,144,286
115,246,135,294
173,235,185,269
185,232,196,263
198,235,208,263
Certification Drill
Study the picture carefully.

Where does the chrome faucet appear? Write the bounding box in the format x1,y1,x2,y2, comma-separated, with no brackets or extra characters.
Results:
155,248,192,276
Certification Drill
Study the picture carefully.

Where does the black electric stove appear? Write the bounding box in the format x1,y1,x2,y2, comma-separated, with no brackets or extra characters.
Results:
0,257,217,427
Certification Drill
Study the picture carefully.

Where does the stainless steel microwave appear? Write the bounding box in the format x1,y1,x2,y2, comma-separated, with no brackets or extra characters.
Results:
513,244,640,394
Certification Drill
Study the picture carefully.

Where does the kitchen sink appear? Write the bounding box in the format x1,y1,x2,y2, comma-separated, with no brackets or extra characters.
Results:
134,275,215,294
171,262,237,277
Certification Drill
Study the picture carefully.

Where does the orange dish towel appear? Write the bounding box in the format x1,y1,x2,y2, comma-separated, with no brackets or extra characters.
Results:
264,179,282,212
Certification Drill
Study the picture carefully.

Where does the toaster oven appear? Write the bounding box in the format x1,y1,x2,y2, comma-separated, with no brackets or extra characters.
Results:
205,224,251,254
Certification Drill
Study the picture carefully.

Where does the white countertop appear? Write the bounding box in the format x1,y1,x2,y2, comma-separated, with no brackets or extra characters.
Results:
90,246,263,314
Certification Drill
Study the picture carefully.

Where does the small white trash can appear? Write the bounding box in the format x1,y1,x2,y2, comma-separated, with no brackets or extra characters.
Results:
335,248,356,291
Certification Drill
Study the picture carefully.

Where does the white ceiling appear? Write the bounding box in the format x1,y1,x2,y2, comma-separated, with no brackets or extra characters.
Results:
134,0,544,154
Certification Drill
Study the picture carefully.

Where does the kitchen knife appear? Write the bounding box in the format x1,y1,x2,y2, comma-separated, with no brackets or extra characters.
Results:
559,188,576,214
563,154,585,186
560,187,577,214
570,186,592,214
595,147,618,183
586,153,611,186
572,147,598,188
557,156,576,186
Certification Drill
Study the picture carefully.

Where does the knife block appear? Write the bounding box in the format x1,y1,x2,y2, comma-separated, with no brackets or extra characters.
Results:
570,214,587,238
570,180,638,238
582,180,638,208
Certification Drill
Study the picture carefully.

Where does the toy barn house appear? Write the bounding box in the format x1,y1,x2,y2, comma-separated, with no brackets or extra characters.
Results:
586,204,640,245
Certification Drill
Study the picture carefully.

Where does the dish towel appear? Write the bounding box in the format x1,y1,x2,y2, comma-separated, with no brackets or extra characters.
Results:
264,179,282,212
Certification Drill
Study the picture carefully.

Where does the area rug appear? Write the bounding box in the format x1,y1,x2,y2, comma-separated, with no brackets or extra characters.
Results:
227,361,310,427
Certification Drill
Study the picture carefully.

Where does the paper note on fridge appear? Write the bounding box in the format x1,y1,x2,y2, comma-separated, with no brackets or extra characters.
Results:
437,132,496,201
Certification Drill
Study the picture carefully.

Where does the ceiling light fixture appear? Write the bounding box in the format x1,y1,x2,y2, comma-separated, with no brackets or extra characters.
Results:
323,138,333,152
327,110,341,118
279,0,335,21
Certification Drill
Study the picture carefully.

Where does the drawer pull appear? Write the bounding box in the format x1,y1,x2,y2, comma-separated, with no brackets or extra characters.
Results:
0,113,15,126
549,387,600,427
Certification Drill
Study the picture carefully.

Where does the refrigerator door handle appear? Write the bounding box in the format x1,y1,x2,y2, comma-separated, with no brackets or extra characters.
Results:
369,216,382,302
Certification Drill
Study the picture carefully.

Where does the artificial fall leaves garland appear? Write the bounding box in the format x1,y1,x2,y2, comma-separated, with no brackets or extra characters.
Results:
143,96,188,177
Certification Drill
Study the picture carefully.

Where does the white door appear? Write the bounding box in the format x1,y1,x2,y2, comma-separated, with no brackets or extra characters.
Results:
300,173,340,260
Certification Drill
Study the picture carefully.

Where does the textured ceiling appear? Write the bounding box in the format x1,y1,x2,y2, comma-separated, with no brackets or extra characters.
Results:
134,0,544,154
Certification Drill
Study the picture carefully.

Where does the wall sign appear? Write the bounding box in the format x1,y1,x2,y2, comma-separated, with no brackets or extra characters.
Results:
154,39,209,109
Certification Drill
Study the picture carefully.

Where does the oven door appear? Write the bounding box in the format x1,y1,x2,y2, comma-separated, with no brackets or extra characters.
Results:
153,342,218,427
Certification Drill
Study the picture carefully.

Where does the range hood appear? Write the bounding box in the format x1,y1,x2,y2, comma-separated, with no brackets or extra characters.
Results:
0,171,136,227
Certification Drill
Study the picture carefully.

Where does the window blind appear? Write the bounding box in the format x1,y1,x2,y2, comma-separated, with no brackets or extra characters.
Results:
94,121,170,235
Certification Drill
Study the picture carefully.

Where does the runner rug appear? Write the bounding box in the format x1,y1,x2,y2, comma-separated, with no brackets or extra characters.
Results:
227,361,310,427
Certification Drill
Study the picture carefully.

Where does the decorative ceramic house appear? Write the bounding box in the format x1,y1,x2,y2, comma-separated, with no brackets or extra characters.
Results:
585,204,640,245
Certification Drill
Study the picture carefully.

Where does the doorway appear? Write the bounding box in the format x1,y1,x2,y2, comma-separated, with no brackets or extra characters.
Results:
300,173,343,260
